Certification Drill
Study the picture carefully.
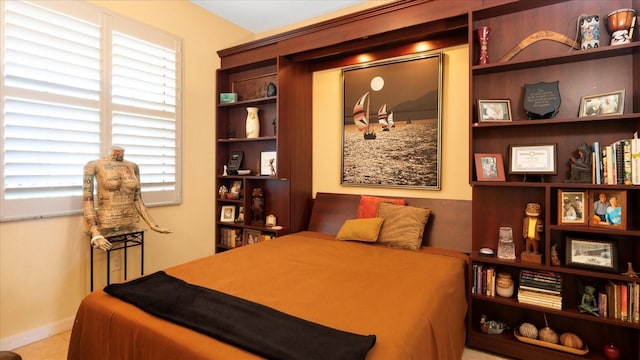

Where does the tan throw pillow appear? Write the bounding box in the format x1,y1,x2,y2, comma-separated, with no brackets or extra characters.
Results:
336,217,385,242
356,195,406,218
376,202,431,250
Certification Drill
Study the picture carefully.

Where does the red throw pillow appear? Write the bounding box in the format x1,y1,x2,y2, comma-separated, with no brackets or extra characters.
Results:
356,195,406,218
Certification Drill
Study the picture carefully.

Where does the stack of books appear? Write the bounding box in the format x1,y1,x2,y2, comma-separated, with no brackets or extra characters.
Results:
517,269,563,310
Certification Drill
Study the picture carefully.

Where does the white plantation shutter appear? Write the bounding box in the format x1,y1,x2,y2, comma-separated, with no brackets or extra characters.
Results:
111,29,180,205
1,1,182,221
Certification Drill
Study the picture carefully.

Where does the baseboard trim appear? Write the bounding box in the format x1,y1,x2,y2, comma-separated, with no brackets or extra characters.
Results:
0,316,74,351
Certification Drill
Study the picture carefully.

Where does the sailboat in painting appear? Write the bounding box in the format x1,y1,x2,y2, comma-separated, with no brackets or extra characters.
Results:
353,92,376,139
378,104,395,131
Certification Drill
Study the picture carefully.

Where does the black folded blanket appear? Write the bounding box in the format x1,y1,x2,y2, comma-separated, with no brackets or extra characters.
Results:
104,271,376,360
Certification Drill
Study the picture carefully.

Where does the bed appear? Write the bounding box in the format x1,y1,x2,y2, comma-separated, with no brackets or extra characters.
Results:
68,193,471,360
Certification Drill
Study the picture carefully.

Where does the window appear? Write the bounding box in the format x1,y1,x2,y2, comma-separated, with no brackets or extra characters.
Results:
1,1,182,221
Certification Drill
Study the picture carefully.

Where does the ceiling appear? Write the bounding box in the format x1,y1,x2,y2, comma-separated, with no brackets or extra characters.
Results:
190,0,367,33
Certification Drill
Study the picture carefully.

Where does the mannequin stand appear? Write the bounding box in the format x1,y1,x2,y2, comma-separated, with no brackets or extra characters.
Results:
90,230,144,291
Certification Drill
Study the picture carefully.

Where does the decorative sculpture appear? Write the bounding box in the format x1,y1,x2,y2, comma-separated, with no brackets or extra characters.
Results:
567,143,592,183
521,203,543,264
578,285,599,317
251,188,264,225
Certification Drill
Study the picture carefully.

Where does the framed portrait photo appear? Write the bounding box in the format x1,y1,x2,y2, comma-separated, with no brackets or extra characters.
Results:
589,190,627,230
220,205,236,223
260,151,277,176
478,99,512,122
243,229,263,246
557,190,587,225
578,89,625,117
508,144,557,175
565,237,618,272
474,153,505,181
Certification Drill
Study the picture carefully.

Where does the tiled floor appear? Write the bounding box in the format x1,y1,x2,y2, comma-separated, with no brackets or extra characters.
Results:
9,330,511,359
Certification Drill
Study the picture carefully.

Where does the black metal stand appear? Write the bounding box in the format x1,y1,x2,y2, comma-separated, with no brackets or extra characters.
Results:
90,230,144,291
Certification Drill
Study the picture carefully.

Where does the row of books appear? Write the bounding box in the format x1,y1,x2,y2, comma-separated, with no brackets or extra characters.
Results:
472,264,496,296
592,135,640,185
517,269,563,310
600,281,640,323
220,227,243,248
220,227,276,248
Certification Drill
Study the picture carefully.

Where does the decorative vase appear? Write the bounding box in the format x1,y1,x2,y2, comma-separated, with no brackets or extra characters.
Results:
606,8,637,46
495,272,514,298
579,15,599,49
476,26,491,65
246,107,260,138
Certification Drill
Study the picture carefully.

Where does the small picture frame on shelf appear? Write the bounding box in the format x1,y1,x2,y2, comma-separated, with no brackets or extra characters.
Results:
589,190,627,230
230,180,242,200
260,151,277,176
508,144,557,175
220,205,235,223
578,89,625,117
474,153,505,181
219,92,237,104
565,236,618,272
243,229,263,246
477,99,512,122
557,190,587,226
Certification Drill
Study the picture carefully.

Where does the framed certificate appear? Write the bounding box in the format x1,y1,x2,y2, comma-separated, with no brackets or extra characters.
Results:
508,144,557,174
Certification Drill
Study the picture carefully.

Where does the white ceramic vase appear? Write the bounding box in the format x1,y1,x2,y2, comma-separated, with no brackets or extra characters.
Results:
246,107,260,138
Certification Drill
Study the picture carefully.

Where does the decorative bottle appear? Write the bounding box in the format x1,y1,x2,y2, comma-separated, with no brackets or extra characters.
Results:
246,107,260,138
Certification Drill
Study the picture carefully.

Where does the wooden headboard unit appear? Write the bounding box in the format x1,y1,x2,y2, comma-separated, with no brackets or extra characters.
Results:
307,193,471,253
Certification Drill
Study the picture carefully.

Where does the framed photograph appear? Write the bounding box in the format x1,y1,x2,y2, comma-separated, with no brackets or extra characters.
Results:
230,180,242,200
508,144,557,174
220,205,235,223
578,89,625,117
243,229,263,246
477,99,512,122
260,151,277,176
474,153,505,181
589,190,627,230
565,237,618,272
558,190,587,225
341,52,443,189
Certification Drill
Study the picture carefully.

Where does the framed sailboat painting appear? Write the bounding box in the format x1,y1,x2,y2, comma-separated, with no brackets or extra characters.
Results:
341,52,443,189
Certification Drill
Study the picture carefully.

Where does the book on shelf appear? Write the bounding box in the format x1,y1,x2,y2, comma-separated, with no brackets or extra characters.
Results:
517,292,562,310
632,136,640,185
518,289,562,302
598,292,608,317
518,285,561,296
519,269,562,292
592,141,602,184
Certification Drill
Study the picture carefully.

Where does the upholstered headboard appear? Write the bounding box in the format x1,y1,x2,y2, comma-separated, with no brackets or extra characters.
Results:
307,192,471,253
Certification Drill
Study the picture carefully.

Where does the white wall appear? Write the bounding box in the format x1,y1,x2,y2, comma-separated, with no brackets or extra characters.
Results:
0,0,253,349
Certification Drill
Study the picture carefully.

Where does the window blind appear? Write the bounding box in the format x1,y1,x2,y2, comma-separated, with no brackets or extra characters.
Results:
1,1,182,221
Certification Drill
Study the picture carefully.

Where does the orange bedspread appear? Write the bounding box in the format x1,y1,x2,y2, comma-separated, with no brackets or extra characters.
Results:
68,231,468,359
